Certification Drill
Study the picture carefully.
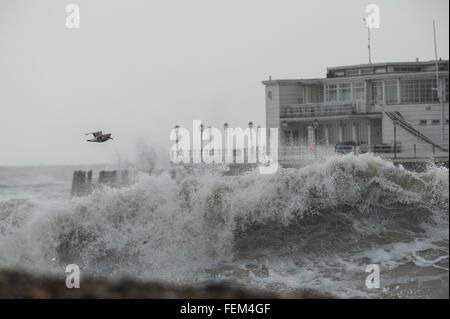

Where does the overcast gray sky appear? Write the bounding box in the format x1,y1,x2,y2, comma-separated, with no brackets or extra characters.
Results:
0,0,448,166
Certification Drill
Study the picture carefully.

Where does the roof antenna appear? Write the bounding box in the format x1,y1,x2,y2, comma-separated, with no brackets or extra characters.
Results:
433,20,444,144
363,18,372,64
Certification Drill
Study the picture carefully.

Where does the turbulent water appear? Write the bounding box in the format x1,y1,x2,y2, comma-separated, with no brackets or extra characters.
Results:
0,154,448,298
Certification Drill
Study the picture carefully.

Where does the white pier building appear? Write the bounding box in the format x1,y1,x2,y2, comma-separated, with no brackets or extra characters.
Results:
263,60,449,164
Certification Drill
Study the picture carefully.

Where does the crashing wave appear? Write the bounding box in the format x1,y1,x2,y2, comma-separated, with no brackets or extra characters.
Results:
0,153,448,297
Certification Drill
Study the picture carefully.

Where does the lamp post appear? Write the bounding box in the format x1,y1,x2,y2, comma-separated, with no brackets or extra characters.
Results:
313,119,319,145
248,122,254,162
393,119,398,159
282,121,288,144
200,123,204,162
174,125,179,159
207,125,213,158
257,125,261,162
282,121,288,157
224,123,229,163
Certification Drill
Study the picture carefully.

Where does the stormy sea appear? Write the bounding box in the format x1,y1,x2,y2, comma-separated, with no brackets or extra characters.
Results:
0,153,448,298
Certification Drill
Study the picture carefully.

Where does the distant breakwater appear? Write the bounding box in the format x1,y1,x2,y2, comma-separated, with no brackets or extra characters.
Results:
71,170,131,197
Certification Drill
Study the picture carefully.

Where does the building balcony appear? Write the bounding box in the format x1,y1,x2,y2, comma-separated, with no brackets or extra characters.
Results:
280,102,358,119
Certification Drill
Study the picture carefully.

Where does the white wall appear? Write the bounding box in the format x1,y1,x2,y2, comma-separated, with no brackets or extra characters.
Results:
382,102,449,145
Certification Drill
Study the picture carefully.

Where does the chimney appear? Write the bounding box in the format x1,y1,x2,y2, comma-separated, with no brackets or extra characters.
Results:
415,57,419,62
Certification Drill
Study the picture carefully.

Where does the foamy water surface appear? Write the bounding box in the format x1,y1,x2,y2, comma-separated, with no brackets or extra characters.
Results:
0,154,448,298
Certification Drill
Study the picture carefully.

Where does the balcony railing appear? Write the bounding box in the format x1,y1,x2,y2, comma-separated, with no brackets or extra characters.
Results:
280,102,356,118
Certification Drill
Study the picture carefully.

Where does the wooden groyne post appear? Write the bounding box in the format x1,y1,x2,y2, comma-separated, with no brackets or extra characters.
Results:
71,170,130,197
71,170,93,197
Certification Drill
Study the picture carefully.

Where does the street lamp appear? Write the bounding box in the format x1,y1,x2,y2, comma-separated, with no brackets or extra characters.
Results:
282,121,289,146
207,125,213,157
248,122,254,162
313,119,319,145
174,125,180,158
207,125,212,143
393,119,398,159
223,123,229,162
256,125,261,160
200,123,204,162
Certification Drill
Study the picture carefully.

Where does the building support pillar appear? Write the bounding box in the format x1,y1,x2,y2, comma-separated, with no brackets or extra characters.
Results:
367,120,372,148
338,124,343,143
324,124,330,145
307,126,315,146
352,123,358,143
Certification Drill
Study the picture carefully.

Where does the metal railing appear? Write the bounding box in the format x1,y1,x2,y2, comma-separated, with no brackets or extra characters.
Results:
370,143,449,159
170,148,264,164
170,143,449,165
280,102,355,118
278,143,449,162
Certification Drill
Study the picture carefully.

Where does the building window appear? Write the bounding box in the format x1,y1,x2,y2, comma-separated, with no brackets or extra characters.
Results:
298,88,304,103
371,81,383,105
267,91,272,99
431,119,440,125
339,83,351,101
325,84,337,102
400,79,439,103
346,69,360,76
401,80,420,103
352,82,365,100
423,79,438,102
318,85,324,103
385,80,398,104
419,120,427,125
393,66,421,72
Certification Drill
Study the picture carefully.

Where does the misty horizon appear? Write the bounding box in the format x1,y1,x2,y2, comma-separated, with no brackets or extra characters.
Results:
1,0,449,166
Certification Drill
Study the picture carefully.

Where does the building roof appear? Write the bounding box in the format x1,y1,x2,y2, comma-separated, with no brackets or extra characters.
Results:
262,59,449,85
261,79,322,86
326,59,448,71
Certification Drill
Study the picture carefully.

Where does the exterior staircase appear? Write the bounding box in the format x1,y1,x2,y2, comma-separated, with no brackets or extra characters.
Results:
383,110,447,152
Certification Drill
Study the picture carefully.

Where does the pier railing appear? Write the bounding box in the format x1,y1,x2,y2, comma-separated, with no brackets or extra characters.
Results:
280,102,355,118
279,143,449,163
170,143,449,165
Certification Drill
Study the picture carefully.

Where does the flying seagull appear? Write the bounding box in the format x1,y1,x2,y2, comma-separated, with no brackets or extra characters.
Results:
86,131,113,143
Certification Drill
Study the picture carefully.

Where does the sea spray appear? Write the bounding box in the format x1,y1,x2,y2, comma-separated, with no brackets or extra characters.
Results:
0,153,448,297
